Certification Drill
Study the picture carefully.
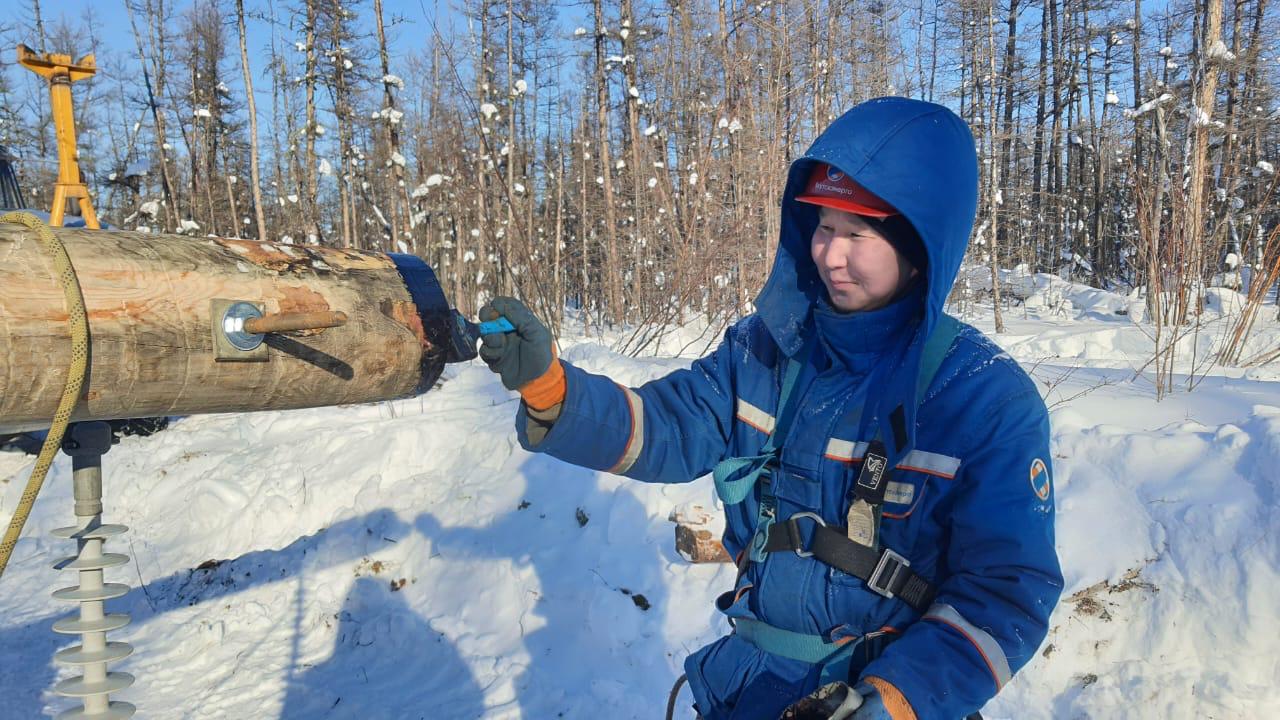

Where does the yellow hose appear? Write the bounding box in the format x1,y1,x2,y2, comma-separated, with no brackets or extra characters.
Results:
0,212,91,582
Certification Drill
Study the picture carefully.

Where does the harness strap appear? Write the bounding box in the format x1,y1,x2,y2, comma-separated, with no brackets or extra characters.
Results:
917,313,961,402
734,618,850,665
711,451,774,506
712,353,805,506
741,354,805,561
719,315,960,608
763,514,937,614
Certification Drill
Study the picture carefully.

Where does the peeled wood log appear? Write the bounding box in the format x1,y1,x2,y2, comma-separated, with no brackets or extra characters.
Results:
0,224,453,433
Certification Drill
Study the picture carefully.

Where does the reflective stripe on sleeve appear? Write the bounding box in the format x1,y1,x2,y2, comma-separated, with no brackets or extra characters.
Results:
923,603,1013,690
736,399,776,434
608,386,645,474
823,441,958,479
824,438,870,463
898,449,961,479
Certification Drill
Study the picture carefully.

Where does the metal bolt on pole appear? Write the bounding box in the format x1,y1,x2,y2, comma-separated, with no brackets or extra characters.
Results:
50,422,135,719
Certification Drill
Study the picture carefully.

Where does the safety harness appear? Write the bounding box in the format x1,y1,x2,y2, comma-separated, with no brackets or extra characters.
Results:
710,314,962,665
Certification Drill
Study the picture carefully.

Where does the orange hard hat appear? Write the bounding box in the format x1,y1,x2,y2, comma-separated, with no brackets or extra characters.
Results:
795,163,899,218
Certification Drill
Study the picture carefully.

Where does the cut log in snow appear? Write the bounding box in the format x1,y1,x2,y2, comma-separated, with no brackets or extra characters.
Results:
669,504,731,563
0,224,454,433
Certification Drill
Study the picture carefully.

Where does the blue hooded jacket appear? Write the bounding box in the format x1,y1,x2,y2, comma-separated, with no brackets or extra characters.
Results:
517,98,1063,719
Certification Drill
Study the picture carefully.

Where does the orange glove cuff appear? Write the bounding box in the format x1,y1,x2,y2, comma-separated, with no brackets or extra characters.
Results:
519,352,566,411
865,677,917,720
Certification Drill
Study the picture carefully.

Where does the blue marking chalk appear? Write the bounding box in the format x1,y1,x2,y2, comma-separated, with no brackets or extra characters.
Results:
477,317,515,335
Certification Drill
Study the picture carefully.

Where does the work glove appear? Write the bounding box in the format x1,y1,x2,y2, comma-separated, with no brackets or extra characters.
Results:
478,297,565,411
847,683,890,719
778,681,892,720
779,682,863,720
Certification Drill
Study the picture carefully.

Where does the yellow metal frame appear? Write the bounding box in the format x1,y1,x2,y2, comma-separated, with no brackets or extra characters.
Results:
17,44,100,229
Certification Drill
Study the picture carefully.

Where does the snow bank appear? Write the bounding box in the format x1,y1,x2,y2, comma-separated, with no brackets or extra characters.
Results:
957,267,1280,373
986,403,1280,718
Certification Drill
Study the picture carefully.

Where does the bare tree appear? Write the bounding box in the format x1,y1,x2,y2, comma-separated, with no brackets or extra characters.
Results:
593,0,622,325
373,0,408,250
236,0,268,242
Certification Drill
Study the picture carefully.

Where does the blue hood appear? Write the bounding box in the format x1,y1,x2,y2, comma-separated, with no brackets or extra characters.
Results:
754,97,978,455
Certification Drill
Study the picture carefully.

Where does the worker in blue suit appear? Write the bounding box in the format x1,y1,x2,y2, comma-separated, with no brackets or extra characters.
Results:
478,97,1063,719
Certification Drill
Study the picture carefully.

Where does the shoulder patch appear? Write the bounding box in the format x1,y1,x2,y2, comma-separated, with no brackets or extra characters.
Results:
1029,458,1051,501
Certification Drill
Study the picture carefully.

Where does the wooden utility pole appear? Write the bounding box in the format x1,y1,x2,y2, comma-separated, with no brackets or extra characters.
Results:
0,224,453,433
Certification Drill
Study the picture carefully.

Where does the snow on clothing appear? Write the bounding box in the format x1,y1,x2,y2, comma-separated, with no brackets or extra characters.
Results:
516,98,1064,719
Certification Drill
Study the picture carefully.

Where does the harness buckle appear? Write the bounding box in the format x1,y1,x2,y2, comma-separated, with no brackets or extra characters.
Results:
867,548,909,599
786,512,825,558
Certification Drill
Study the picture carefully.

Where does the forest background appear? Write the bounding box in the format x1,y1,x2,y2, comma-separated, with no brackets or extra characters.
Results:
1,0,1277,362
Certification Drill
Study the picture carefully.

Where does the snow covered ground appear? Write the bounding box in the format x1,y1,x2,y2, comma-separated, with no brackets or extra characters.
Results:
2,273,1279,719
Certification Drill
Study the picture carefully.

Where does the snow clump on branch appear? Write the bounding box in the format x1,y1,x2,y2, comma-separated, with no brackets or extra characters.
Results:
1123,93,1174,119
